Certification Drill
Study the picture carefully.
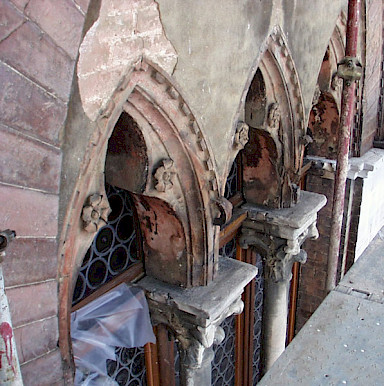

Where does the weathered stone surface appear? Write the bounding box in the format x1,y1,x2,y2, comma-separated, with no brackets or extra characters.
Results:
0,0,25,42
0,124,61,193
9,0,28,11
25,0,84,60
243,191,327,239
14,317,59,364
77,0,177,120
156,0,345,178
0,21,75,101
0,184,58,237
0,62,67,145
6,281,58,327
2,238,58,287
74,0,91,14
20,349,63,385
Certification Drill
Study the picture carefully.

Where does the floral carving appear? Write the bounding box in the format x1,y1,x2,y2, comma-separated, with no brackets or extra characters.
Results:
81,194,111,233
154,159,175,192
331,73,343,92
234,122,249,150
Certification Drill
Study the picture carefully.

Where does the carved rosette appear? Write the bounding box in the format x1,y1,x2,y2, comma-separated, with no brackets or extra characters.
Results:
154,159,176,192
81,194,111,233
234,121,249,150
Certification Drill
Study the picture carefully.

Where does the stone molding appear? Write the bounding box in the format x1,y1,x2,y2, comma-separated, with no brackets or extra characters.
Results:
306,149,384,180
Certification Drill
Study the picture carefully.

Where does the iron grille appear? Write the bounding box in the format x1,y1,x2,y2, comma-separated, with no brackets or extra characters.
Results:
211,315,236,386
73,184,146,386
72,183,141,306
107,346,147,386
209,238,238,385
252,253,264,385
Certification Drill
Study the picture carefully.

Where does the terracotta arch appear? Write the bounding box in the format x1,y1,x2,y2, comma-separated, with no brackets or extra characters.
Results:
308,11,346,159
58,60,222,376
230,26,306,208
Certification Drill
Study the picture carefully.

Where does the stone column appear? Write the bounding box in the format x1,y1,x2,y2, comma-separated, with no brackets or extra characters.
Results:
239,191,326,371
138,257,257,386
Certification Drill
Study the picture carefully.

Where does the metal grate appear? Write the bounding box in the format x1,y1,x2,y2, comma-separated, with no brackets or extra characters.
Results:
107,346,147,386
72,183,141,306
73,184,146,386
211,315,236,386
209,239,238,386
252,253,264,385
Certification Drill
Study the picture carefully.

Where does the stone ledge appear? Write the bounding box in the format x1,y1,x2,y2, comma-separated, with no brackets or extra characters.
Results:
138,256,257,328
306,149,384,180
242,191,327,240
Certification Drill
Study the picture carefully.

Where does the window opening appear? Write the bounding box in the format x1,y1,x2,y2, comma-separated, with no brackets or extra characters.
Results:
72,184,149,385
72,183,143,307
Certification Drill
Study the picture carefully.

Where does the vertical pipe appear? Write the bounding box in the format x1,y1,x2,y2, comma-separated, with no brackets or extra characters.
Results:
287,262,300,344
326,0,361,292
340,179,355,280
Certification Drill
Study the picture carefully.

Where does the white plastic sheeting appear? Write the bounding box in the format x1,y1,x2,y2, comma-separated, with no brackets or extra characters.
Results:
71,284,155,385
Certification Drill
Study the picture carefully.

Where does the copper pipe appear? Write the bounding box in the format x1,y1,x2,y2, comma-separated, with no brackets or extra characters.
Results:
287,262,300,344
326,0,361,292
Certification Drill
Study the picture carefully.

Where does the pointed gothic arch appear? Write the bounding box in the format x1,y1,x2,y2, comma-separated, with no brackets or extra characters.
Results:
229,26,306,209
307,11,346,159
58,60,223,374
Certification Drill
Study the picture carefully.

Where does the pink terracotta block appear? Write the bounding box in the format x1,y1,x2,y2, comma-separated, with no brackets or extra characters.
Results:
0,184,58,237
6,281,58,328
0,124,61,193
0,0,25,41
74,0,90,14
0,21,75,101
9,0,28,11
25,0,84,59
2,238,58,287
14,317,59,364
0,62,67,145
20,349,63,385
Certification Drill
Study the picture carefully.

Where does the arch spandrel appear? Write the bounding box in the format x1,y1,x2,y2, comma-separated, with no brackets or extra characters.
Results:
77,0,178,121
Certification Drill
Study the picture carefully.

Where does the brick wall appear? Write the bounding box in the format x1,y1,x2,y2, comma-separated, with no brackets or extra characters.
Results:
0,0,88,383
295,172,334,331
296,171,364,332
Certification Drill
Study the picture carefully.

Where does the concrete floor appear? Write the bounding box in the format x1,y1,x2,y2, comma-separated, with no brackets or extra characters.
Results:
259,228,384,385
